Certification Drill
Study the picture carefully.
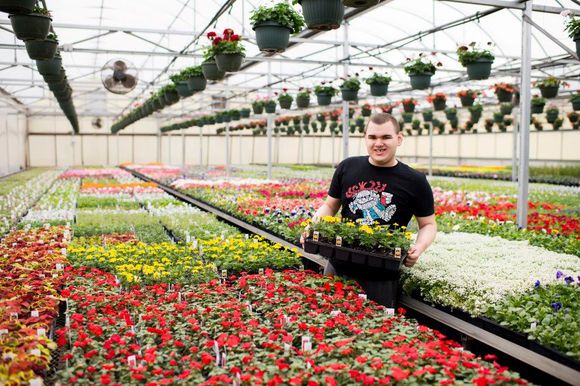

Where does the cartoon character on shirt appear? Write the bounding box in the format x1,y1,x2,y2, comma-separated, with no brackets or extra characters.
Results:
346,181,397,225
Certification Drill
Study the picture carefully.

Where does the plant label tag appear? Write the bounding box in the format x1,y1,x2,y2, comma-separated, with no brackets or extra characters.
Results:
30,349,41,357
233,373,241,386
131,326,136,334
221,269,227,278
0,329,8,335
9,312,18,320
299,265,304,271
185,232,190,243
114,276,120,285
29,378,43,386
313,231,319,242
394,247,401,260
358,294,367,300
330,310,341,317
37,328,46,337
385,308,395,316
246,303,252,313
531,322,537,329
128,355,137,367
220,351,227,367
245,234,249,240
335,236,342,247
168,283,173,292
178,292,182,302
192,239,198,249
198,245,204,255
301,336,311,352
66,315,70,327
31,310,40,318
259,268,264,275
52,274,58,278
284,343,291,354
61,248,68,256
284,315,291,325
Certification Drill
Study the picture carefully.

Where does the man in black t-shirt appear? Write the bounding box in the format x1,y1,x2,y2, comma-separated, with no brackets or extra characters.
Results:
304,113,437,306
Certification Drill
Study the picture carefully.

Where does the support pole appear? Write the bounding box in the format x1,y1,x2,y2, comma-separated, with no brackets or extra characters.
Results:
512,103,519,182
116,133,120,165
341,21,350,160
156,119,162,163
267,61,273,180
517,1,532,228
225,121,230,178
181,129,185,168
429,122,433,177
199,125,203,169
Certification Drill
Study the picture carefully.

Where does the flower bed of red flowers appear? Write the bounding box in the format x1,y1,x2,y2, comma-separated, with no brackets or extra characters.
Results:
56,267,527,385
0,226,70,386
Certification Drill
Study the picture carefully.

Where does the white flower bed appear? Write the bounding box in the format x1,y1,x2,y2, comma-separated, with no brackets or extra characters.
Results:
22,179,79,223
402,232,580,316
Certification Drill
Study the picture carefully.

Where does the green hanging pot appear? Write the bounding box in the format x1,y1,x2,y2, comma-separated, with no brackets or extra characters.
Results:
9,13,51,41
0,0,36,14
176,81,194,98
539,86,558,99
187,76,207,92
531,104,544,114
340,88,358,101
470,111,482,123
402,114,413,123
496,89,512,103
459,96,475,107
42,69,66,83
252,104,264,114
48,81,68,93
572,100,580,111
369,83,388,97
402,103,415,113
500,104,513,115
25,38,58,60
279,99,293,109
422,112,433,122
201,60,225,81
361,108,371,117
342,0,379,7
445,111,457,121
575,37,580,59
264,103,277,113
240,109,251,118
432,100,446,111
164,90,180,105
316,94,332,106
465,59,493,80
254,21,292,53
409,73,432,90
545,111,558,124
215,53,244,72
296,95,310,108
298,0,344,31
36,55,62,75
54,87,72,101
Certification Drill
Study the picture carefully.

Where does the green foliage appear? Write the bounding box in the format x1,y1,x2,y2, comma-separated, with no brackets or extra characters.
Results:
531,95,546,106
564,14,580,39
249,2,305,34
314,84,337,96
340,76,361,91
468,103,483,113
456,42,495,67
32,5,51,16
278,92,294,103
571,92,580,102
365,72,391,85
46,33,58,42
182,65,204,78
534,76,561,88
403,55,440,75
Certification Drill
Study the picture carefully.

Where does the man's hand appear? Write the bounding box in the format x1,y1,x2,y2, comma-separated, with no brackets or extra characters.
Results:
404,244,423,268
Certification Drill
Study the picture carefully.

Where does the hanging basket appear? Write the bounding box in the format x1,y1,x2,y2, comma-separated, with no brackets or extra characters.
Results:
539,86,559,99
25,39,58,60
409,73,432,90
500,104,513,115
296,96,310,108
264,103,277,114
340,88,358,101
361,108,371,117
0,0,36,14
36,56,62,75
42,69,66,83
445,111,457,121
546,111,558,124
572,100,580,111
402,103,415,113
254,21,292,53
215,53,244,72
460,96,475,107
48,81,68,93
465,59,493,80
432,100,446,111
164,90,180,105
201,60,225,81
252,104,264,114
531,104,544,114
298,0,344,31
176,81,194,98
54,87,72,101
369,83,388,97
240,109,251,118
403,114,413,123
496,89,513,103
316,94,332,106
279,99,293,109
470,111,482,123
342,0,379,7
187,76,207,92
422,112,433,122
9,13,51,41
575,37,580,59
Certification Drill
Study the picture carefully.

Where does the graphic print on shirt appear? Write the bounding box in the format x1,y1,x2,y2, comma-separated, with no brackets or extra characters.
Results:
346,181,397,225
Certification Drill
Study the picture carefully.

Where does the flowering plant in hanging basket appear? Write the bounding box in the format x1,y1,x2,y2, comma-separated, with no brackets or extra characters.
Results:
9,5,52,41
404,53,442,90
207,29,245,72
250,2,304,53
340,75,361,101
263,98,277,113
533,76,568,99
365,70,391,96
400,98,417,113
277,88,294,109
426,92,447,111
570,91,580,111
456,42,495,80
314,82,337,106
492,83,515,103
361,103,372,116
296,87,311,108
457,89,479,107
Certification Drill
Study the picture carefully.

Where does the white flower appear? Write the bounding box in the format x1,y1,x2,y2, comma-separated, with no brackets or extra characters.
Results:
561,10,571,17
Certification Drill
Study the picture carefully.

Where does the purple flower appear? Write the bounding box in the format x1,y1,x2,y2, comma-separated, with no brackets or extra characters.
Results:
534,280,540,289
551,302,562,312
564,276,574,285
556,271,564,279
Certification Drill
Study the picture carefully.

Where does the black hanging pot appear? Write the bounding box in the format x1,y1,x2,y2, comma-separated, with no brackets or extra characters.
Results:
572,100,580,111
470,111,482,123
539,86,558,99
279,99,293,109
0,0,36,14
175,81,194,98
459,96,475,107
500,104,513,115
343,0,379,7
402,103,415,113
264,103,277,114
340,88,358,101
496,89,513,103
48,81,68,93
36,56,62,75
466,59,493,80
432,100,446,111
215,53,244,72
240,109,251,118
369,83,388,97
445,111,457,121
254,21,292,53
531,103,544,114
43,69,66,83
298,0,344,31
201,60,225,81
422,111,433,122
361,108,371,117
545,111,558,124
252,104,264,114
316,94,332,106
25,39,58,60
187,76,207,92
575,37,580,59
296,95,310,108
409,73,432,90
54,87,73,100
9,13,52,41
164,90,180,105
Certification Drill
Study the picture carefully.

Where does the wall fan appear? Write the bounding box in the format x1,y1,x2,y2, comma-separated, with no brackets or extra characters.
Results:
101,59,138,94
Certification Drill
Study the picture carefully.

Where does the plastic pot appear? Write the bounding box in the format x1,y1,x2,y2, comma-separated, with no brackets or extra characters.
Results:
539,86,558,99
466,59,493,80
296,95,310,108
252,104,264,114
460,96,475,107
48,81,68,93
254,21,292,53
343,0,379,7
340,88,358,101
36,56,62,75
500,104,513,115
201,60,225,81
25,39,58,60
9,13,51,41
279,99,293,109
215,53,244,72
362,108,371,117
432,99,446,111
175,81,195,98
298,0,344,31
470,111,482,123
316,93,332,106
403,114,413,123
496,89,513,103
572,100,580,111
42,69,66,83
531,104,544,114
0,0,36,14
575,36,580,59
264,103,277,114
187,76,207,92
402,103,415,113
409,73,432,90
164,90,180,105
422,112,433,122
369,83,388,97
445,111,457,121
546,111,558,124
240,109,251,118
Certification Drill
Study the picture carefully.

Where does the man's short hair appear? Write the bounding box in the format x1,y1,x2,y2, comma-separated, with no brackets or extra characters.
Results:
364,113,401,134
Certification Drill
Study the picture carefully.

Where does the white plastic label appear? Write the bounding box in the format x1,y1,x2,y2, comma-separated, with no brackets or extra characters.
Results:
29,378,43,386
31,310,40,318
358,294,367,300
385,308,395,316
335,236,342,247
30,349,41,357
301,336,311,352
127,355,137,367
313,231,319,242
37,328,46,337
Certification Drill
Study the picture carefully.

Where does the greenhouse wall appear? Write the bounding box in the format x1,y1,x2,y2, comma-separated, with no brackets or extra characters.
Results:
0,112,26,175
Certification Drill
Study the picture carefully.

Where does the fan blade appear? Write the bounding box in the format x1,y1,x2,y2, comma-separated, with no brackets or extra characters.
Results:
122,74,137,89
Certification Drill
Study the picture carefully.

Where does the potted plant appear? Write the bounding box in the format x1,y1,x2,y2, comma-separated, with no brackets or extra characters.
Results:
182,66,206,92
545,105,559,124
531,95,546,114
411,119,421,130
568,111,579,124
208,29,245,72
229,109,241,121
296,88,311,108
365,71,391,96
553,117,564,131
25,32,58,60
571,92,580,111
264,99,277,113
493,83,514,103
293,0,344,31
403,53,442,90
456,42,495,80
201,37,226,81
251,100,265,115
314,82,337,106
170,71,194,98
0,0,36,14
534,76,562,99
361,103,372,117
457,89,478,107
340,76,361,101
240,108,251,118
500,102,513,115
251,2,304,53
302,113,311,123
422,109,433,122
444,107,457,121
36,51,62,75
401,98,417,113
277,89,294,109
493,111,504,123
161,84,180,105
426,92,447,111
468,103,483,123
563,12,580,58
9,5,51,41
402,112,413,123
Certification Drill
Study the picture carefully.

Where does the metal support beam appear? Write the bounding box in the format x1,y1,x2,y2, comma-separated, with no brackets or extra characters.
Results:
517,0,532,229
438,0,580,15
267,61,273,180
342,21,350,161
523,14,579,60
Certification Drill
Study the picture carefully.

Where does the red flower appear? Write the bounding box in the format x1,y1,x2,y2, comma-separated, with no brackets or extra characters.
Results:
391,367,410,381
207,31,216,39
230,34,240,41
212,37,222,46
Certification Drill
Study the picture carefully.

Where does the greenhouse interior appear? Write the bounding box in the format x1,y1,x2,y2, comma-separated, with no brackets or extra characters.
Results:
1,0,579,385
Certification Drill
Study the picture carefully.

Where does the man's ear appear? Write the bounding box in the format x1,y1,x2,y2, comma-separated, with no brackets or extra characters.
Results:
397,131,404,146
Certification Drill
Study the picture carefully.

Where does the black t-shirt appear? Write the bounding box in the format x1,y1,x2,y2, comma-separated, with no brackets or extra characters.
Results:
328,157,434,227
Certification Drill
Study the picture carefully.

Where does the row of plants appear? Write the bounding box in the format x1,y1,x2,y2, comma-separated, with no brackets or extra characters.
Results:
20,177,79,227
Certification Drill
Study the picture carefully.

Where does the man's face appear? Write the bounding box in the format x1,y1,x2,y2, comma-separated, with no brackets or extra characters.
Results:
365,121,403,166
